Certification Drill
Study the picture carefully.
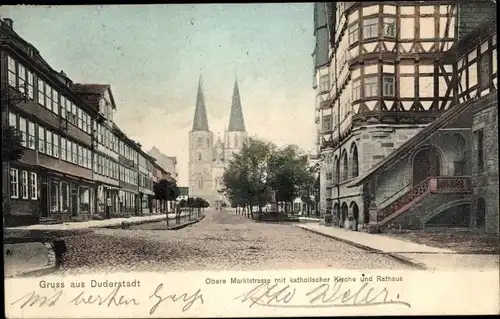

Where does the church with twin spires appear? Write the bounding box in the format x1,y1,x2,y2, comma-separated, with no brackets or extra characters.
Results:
188,77,248,206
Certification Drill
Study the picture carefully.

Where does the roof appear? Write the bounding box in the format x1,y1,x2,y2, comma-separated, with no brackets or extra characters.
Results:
148,147,177,175
72,83,109,94
191,76,210,132
227,79,246,132
347,92,498,188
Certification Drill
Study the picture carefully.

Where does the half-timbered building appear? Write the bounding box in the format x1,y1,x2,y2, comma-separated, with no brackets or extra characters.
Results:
1,18,97,225
312,1,497,232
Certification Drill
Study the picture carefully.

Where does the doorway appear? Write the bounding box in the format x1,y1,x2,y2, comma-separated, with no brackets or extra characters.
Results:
71,186,78,217
351,202,359,231
341,202,348,227
476,197,486,228
413,147,441,186
40,182,49,218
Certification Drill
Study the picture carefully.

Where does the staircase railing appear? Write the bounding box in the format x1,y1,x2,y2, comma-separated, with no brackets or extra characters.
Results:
373,176,472,230
376,177,431,223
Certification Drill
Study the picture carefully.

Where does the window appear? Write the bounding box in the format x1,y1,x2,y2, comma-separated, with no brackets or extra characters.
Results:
9,111,16,126
19,116,27,147
61,96,67,120
8,56,16,87
46,131,53,156
197,137,203,147
26,69,34,99
61,183,69,211
80,187,90,212
322,115,333,132
30,172,38,199
319,74,330,93
45,85,53,112
383,17,396,37
479,52,491,89
98,155,103,174
86,149,91,169
66,139,71,162
477,130,484,170
38,126,45,153
78,145,84,166
363,18,378,39
38,79,46,106
93,154,98,173
53,133,59,158
18,64,26,93
77,108,83,130
352,79,361,101
52,90,59,115
21,171,29,199
10,168,19,198
383,76,395,96
349,23,359,44
364,76,378,97
50,182,59,213
234,136,238,148
61,137,67,161
28,121,35,150
72,142,78,164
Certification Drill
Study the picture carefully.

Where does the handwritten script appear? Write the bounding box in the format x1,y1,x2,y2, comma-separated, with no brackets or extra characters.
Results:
235,281,411,309
10,284,204,315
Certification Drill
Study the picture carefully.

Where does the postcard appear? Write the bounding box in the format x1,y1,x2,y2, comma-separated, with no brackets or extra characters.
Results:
2,2,499,318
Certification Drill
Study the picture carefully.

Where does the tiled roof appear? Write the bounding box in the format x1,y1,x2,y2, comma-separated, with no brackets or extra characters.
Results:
72,83,110,95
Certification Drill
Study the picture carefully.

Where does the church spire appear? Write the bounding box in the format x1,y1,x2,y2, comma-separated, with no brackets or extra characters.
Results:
192,75,210,132
227,78,246,132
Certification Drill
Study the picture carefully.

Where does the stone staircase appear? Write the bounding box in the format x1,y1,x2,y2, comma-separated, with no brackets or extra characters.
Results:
369,176,473,233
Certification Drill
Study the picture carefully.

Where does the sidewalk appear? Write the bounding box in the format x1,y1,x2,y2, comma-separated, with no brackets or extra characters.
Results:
4,213,189,231
296,224,499,270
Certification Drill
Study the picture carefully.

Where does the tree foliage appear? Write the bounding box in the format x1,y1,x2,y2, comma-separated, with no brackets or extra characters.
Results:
221,137,315,212
153,179,180,201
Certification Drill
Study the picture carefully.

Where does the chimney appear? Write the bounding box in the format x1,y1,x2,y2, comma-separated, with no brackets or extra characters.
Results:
3,18,13,29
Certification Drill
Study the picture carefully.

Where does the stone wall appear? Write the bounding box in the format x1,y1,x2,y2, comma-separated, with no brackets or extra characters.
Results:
471,97,499,234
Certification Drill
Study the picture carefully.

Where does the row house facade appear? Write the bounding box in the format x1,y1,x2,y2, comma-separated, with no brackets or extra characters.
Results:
2,18,97,225
312,2,497,232
1,18,156,226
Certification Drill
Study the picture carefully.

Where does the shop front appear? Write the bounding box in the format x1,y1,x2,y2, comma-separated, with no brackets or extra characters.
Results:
39,169,95,222
96,184,120,219
118,189,139,216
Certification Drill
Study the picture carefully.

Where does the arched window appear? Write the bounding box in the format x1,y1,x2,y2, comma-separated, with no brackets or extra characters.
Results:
342,150,348,181
350,143,359,178
197,137,203,148
206,137,210,147
333,155,339,182
198,152,202,161
198,175,203,190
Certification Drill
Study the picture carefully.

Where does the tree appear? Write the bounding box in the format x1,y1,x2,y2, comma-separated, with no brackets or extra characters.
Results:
221,138,315,218
267,145,314,214
221,138,275,218
179,199,187,208
153,179,180,213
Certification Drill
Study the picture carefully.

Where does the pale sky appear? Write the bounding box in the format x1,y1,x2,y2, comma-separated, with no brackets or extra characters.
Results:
3,4,316,185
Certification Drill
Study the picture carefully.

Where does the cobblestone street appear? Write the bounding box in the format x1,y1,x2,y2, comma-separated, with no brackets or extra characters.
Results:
56,209,411,275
